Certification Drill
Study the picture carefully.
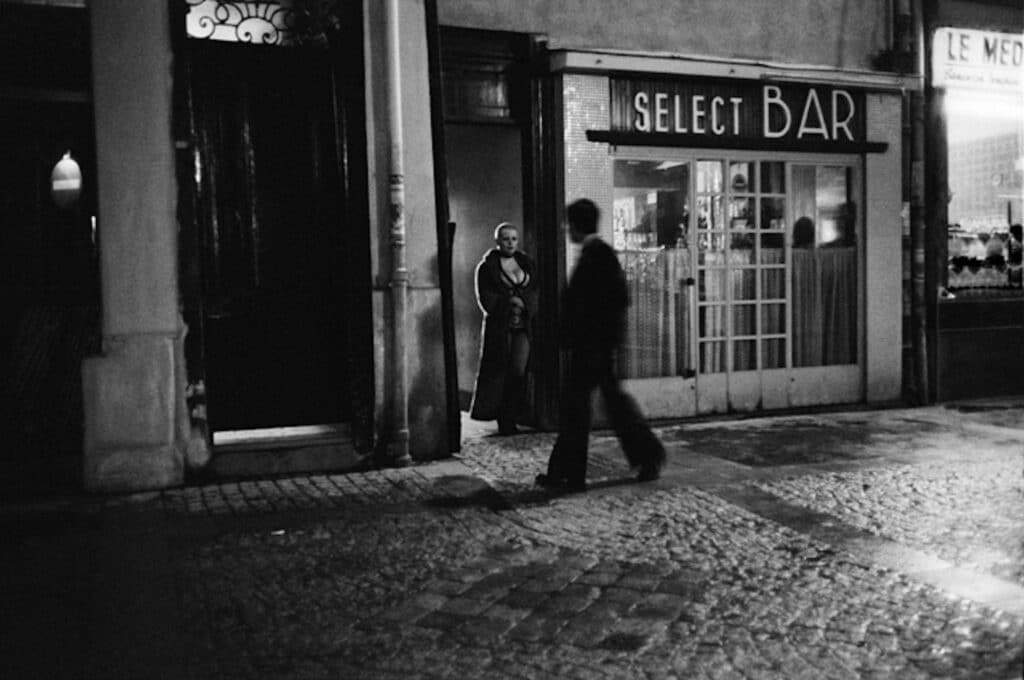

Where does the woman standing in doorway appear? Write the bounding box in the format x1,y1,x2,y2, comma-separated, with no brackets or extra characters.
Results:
470,223,537,435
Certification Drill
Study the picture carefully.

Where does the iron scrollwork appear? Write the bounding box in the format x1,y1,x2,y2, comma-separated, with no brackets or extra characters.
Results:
185,0,343,47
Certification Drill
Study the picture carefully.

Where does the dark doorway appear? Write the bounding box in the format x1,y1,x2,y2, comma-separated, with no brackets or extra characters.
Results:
441,28,534,413
186,41,351,433
439,28,559,431
0,4,99,499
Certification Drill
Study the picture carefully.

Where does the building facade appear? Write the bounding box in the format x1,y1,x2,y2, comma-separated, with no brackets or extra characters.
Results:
0,0,1017,493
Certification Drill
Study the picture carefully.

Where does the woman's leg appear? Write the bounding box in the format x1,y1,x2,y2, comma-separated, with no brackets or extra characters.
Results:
498,332,530,434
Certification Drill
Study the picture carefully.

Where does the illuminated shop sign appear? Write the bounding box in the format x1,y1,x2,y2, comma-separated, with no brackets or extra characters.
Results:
932,28,1023,91
604,77,871,151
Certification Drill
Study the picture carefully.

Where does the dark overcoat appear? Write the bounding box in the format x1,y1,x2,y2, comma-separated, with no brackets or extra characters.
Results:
469,248,537,420
561,236,628,351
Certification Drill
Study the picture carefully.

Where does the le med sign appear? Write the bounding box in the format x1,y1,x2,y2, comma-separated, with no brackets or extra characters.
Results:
932,27,1023,92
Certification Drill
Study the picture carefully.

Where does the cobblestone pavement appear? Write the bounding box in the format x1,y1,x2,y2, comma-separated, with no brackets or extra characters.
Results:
754,455,1024,587
161,406,1024,679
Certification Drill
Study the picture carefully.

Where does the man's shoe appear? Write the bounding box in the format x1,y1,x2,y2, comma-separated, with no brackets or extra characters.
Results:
535,473,586,493
636,459,663,483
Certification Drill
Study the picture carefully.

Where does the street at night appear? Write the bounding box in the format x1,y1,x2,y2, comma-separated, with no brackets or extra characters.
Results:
5,403,1023,679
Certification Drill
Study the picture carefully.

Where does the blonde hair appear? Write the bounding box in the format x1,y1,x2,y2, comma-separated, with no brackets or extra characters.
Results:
493,222,518,240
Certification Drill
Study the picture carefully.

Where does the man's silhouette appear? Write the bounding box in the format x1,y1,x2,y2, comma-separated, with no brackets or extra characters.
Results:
537,198,666,492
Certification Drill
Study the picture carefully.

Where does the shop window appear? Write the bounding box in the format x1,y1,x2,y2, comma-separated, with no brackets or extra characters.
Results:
612,155,859,379
612,160,692,379
945,92,1023,293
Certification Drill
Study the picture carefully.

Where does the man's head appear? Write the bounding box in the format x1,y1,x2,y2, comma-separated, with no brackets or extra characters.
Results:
566,199,599,243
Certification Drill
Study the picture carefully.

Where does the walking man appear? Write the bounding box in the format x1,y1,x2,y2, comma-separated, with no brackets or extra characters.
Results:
537,198,666,492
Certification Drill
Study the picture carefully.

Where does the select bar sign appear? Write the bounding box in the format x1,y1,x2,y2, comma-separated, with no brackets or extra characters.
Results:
610,76,867,147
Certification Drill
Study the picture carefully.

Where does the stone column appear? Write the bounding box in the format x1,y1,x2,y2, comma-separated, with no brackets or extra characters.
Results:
82,0,185,492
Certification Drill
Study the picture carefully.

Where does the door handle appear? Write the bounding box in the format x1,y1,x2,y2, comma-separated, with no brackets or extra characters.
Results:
683,277,696,286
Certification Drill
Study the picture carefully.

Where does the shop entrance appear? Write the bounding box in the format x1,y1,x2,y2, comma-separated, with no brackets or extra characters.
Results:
611,150,863,417
439,27,541,417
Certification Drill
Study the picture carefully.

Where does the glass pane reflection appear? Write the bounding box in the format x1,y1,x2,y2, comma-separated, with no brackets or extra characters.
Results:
733,339,757,371
762,338,786,369
729,162,755,193
762,268,785,299
762,303,785,334
697,195,723,230
732,304,756,336
699,305,726,338
733,268,757,300
699,341,726,373
612,159,693,379
760,162,785,193
697,160,723,193
699,269,727,302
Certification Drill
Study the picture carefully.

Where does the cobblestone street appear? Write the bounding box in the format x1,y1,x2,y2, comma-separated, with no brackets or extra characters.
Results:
4,404,1024,679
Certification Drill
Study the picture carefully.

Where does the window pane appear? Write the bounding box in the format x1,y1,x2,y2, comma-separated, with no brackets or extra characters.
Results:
699,269,727,302
762,268,785,299
697,195,723,230
945,91,1022,293
761,197,786,231
698,232,726,265
732,304,756,335
699,341,726,373
762,303,785,334
729,161,755,193
817,166,855,247
730,232,755,252
729,197,755,229
791,164,858,367
733,339,756,371
698,160,723,193
612,160,690,250
699,305,726,338
760,161,785,193
760,233,785,264
732,268,757,300
613,160,693,378
762,338,786,369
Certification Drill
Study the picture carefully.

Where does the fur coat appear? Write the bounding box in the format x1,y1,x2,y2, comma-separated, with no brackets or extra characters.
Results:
469,248,537,420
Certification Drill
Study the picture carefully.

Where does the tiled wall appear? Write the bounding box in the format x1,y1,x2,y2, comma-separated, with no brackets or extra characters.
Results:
563,74,612,270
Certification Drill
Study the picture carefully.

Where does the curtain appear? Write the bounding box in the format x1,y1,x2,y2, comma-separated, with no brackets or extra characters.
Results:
821,248,857,364
620,245,857,377
619,248,691,378
793,247,856,366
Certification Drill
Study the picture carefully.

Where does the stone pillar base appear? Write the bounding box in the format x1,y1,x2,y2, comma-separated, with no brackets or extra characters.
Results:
82,333,185,493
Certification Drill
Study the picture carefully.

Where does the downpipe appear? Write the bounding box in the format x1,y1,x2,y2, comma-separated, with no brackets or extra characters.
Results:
385,0,411,465
900,0,930,404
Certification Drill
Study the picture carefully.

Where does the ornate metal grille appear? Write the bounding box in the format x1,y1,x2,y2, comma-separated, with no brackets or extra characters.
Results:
185,0,342,47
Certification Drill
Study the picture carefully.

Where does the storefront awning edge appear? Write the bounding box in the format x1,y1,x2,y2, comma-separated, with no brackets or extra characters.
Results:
550,49,922,93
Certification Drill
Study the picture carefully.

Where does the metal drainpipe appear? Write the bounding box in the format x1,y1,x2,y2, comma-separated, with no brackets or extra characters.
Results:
904,0,930,404
385,0,412,465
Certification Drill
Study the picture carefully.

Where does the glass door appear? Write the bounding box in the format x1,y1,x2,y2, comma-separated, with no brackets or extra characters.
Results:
694,159,790,413
788,162,861,406
611,158,696,418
